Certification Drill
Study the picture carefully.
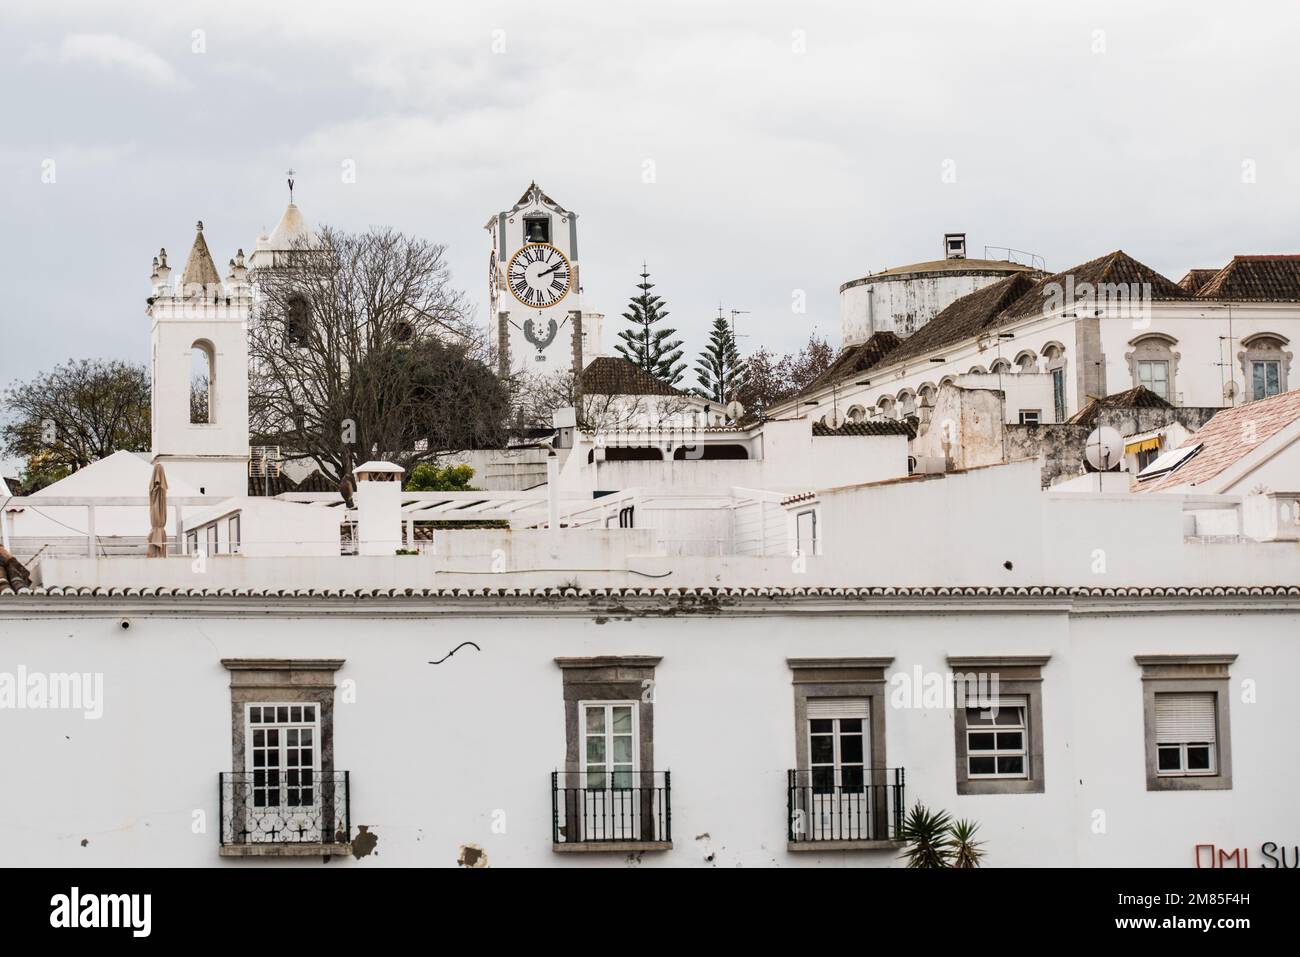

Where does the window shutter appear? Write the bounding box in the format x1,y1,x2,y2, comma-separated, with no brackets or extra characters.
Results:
807,699,868,720
1155,692,1216,743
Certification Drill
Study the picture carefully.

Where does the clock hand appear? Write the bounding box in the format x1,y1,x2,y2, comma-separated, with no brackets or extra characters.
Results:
538,263,564,277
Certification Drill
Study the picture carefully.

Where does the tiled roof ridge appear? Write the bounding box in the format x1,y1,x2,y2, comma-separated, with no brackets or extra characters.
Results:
5,585,1299,601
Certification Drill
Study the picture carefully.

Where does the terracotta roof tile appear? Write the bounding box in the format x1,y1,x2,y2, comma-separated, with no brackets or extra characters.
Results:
578,356,687,397
998,250,1189,321
1194,255,1300,301
799,331,901,396
1136,388,1300,492
1178,268,1222,293
1067,385,1173,427
811,419,914,438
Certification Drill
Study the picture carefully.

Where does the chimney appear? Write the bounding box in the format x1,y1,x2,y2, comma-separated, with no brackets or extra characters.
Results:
944,233,967,260
352,461,405,556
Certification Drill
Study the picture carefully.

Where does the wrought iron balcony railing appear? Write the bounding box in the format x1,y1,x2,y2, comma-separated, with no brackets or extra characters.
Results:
552,771,671,846
787,768,905,844
220,771,351,847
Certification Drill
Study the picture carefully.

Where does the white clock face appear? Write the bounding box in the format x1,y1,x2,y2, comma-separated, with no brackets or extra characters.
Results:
507,243,572,309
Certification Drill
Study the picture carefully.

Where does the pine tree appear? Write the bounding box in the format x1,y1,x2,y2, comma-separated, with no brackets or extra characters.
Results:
694,313,744,405
615,264,685,386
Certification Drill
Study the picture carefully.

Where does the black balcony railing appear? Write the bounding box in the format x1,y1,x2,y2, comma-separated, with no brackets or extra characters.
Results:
787,768,905,843
552,771,671,845
219,771,351,847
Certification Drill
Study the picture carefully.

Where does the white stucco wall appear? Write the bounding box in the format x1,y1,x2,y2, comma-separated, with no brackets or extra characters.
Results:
0,599,1292,867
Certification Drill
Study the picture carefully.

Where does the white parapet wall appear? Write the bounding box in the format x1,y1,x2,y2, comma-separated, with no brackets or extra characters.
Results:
0,590,1294,867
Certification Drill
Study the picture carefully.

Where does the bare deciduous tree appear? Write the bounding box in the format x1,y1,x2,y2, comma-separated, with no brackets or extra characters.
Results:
249,226,506,480
1,359,151,490
512,369,693,433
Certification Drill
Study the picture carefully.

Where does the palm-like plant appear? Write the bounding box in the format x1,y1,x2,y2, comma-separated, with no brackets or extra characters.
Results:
898,802,953,868
949,818,985,869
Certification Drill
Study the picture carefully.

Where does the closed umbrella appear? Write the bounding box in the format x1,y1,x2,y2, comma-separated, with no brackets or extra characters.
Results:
147,463,169,558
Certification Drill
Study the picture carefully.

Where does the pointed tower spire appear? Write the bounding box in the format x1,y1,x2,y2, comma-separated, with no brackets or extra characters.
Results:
180,220,223,297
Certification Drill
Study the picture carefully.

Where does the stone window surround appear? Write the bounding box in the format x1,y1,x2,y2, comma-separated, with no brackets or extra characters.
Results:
1237,333,1291,401
1136,654,1236,791
787,657,894,851
219,658,346,857
554,655,665,851
947,655,1049,796
1125,333,1180,401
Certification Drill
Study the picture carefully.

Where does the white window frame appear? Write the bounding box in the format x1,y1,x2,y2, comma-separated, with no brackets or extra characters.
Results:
1251,359,1282,401
1154,692,1218,777
807,702,870,792
795,507,820,557
1138,359,1170,400
578,700,639,787
964,696,1029,780
1018,409,1041,426
243,701,323,843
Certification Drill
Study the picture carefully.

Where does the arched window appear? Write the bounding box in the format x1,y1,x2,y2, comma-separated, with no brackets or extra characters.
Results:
1014,350,1038,373
989,358,1012,374
897,391,916,417
917,383,937,408
1125,334,1179,402
846,404,867,424
190,340,214,425
967,364,987,375
938,376,955,389
1238,334,1292,402
876,396,895,419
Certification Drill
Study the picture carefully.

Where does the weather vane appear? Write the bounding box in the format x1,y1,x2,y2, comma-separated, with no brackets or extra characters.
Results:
287,168,296,204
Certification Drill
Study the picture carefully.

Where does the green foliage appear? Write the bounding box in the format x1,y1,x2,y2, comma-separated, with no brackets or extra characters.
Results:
898,802,954,868
898,802,987,868
2,359,151,485
404,462,478,492
614,265,685,386
694,315,744,405
949,818,985,869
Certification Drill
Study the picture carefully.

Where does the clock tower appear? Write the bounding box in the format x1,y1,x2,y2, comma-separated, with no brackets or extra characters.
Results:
487,183,584,378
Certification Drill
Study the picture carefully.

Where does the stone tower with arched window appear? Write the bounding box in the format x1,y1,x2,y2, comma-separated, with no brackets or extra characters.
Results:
147,221,251,497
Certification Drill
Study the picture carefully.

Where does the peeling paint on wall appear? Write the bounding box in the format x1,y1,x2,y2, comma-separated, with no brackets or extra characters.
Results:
458,843,488,867
351,825,378,859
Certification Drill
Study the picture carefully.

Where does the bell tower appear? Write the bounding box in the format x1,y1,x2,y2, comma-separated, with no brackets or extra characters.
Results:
487,182,585,378
147,221,251,497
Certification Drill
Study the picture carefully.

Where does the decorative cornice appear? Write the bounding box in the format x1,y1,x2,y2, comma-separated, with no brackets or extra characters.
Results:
947,655,1052,669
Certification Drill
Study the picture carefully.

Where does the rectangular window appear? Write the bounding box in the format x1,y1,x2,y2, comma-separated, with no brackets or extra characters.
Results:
808,699,869,793
796,509,818,556
965,696,1028,779
1155,692,1217,776
229,515,241,554
245,702,322,841
1052,368,1066,422
1018,409,1041,425
1138,360,1170,400
1251,360,1281,401
806,699,872,840
579,701,639,842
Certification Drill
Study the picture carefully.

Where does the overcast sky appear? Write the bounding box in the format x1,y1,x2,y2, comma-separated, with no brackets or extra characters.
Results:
2,0,1298,414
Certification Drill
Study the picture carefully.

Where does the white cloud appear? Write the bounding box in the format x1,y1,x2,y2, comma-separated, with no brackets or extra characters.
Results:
58,33,185,88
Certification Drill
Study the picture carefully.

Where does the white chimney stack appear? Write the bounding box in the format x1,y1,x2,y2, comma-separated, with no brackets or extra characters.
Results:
352,461,405,556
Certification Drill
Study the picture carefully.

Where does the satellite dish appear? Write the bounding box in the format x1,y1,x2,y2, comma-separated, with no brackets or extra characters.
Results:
725,400,745,421
1084,426,1123,471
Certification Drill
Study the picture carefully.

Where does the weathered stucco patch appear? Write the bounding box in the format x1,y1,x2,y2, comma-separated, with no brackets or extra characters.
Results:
458,843,488,867
351,825,378,859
